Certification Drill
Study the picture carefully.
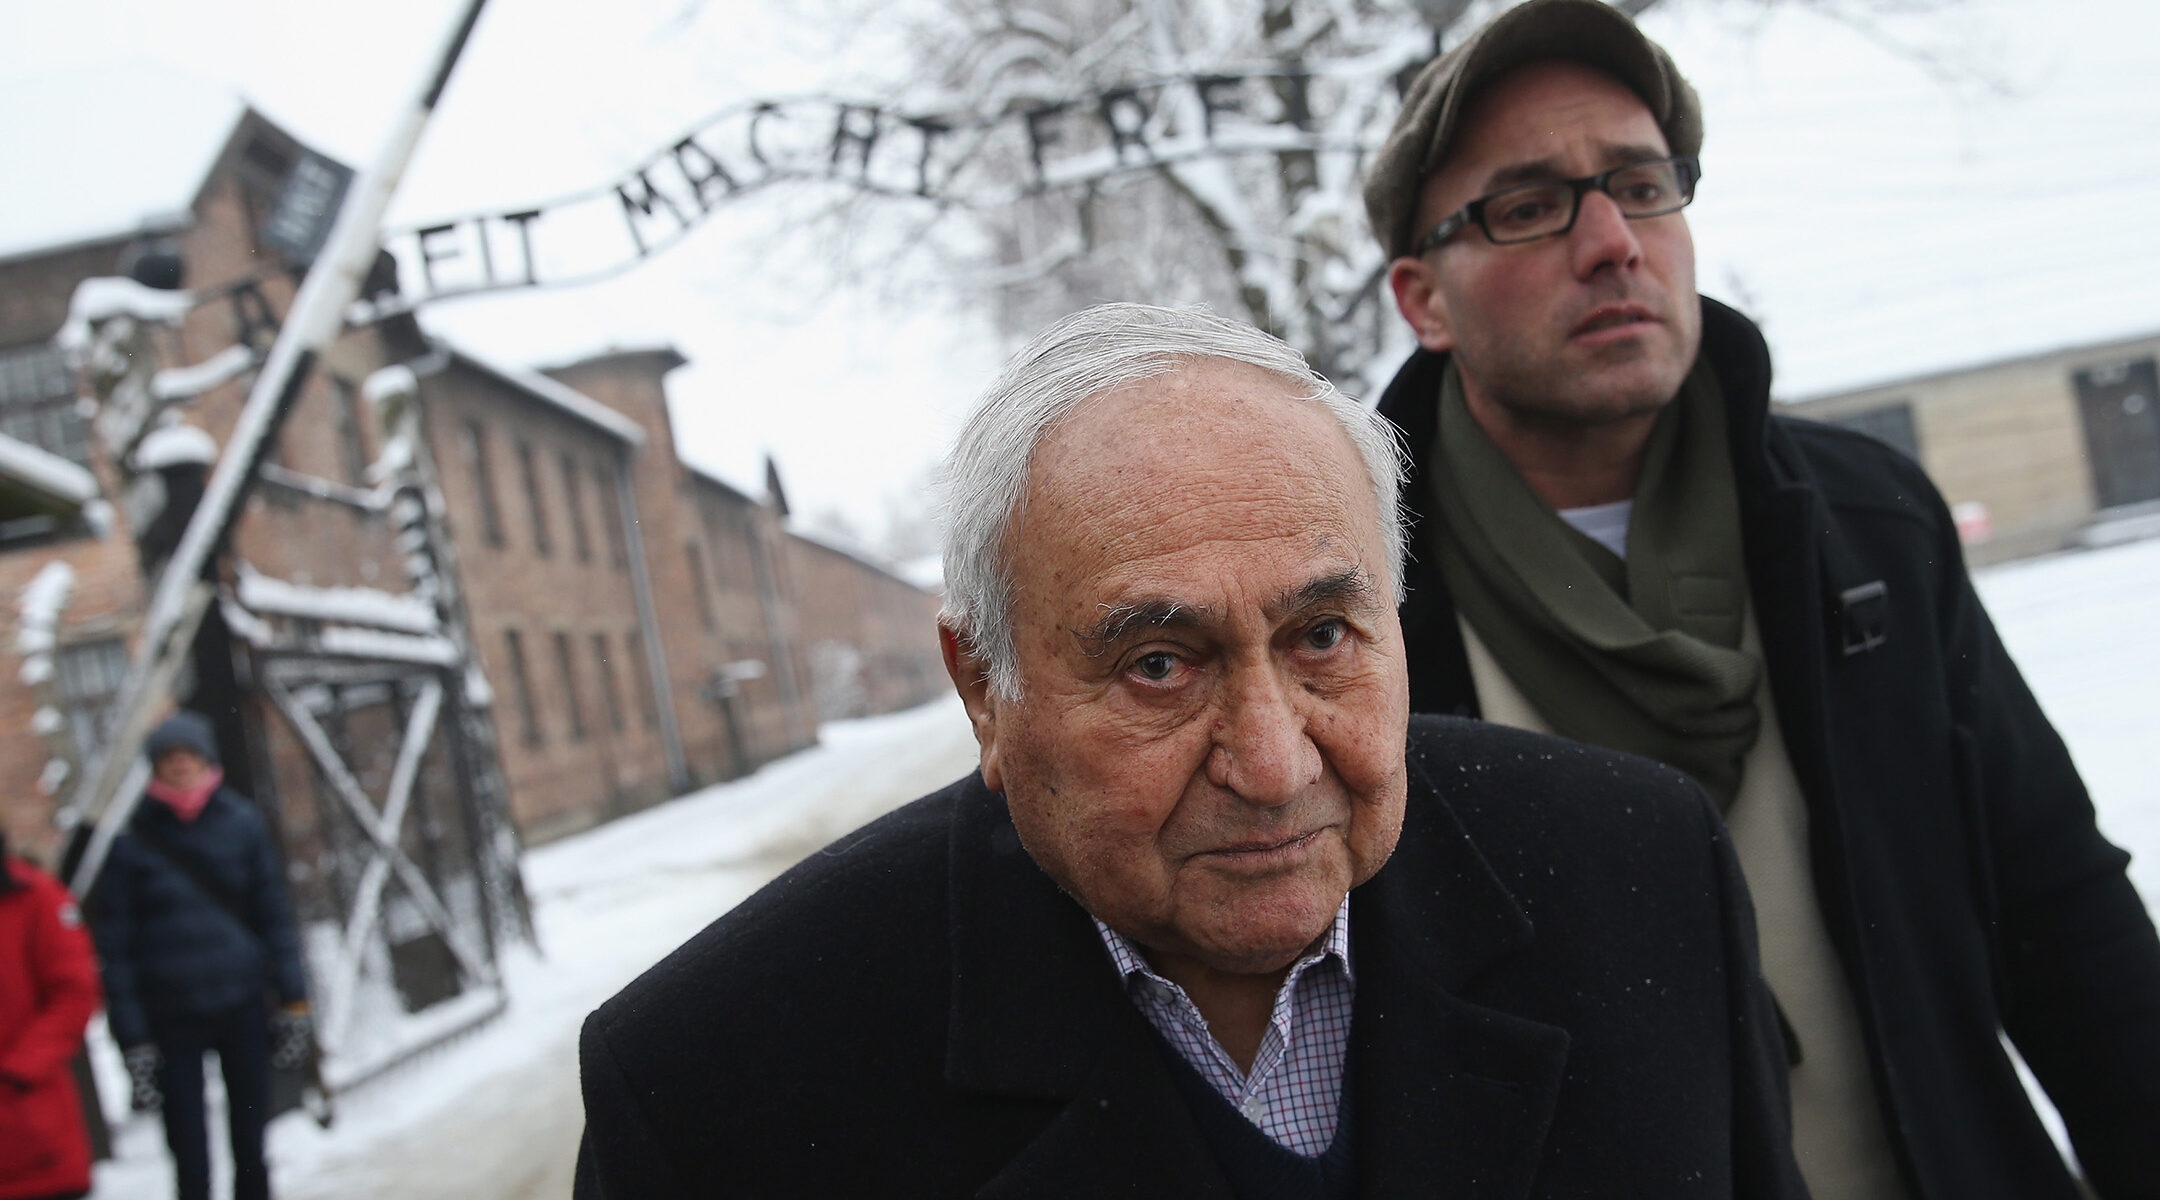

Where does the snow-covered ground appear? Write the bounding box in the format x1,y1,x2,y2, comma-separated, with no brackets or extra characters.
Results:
81,536,2160,1198
1975,537,2160,905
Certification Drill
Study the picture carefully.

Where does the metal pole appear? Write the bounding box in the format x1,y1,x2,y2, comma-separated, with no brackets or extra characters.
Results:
70,0,492,897
615,453,691,792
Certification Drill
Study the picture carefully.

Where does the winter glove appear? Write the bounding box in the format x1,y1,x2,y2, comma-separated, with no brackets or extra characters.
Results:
123,1043,162,1112
271,1004,315,1073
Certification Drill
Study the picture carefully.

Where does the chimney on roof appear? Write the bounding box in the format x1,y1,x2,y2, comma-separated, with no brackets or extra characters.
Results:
763,455,790,519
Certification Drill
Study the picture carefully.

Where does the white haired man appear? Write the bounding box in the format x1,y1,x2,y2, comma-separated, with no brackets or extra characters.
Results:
1364,1,2160,1196
573,303,1807,1198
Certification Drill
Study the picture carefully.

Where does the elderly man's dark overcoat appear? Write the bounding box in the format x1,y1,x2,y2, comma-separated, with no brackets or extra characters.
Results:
1375,297,2160,1199
575,715,1807,1199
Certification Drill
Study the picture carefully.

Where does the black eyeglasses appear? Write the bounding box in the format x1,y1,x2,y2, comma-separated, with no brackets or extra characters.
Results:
1414,155,1701,252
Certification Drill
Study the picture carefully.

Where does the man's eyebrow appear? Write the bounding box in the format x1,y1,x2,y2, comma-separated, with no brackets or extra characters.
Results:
1481,143,1671,192
1071,599,1214,658
1266,567,1380,621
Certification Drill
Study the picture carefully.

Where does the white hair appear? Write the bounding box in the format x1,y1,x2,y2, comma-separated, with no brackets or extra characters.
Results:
939,302,1409,700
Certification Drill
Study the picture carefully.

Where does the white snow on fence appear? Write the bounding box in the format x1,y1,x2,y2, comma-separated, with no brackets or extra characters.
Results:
152,344,259,402
13,561,76,690
36,757,70,796
130,423,219,471
315,626,459,666
234,562,439,634
14,561,78,643
54,277,196,354
0,432,99,506
360,364,419,406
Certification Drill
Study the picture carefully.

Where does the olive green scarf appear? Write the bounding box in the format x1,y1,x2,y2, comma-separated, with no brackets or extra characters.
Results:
1428,360,1762,808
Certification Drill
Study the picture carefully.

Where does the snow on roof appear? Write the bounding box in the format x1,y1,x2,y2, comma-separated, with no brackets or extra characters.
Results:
0,65,244,261
440,343,647,447
0,431,99,506
787,522,879,563
54,276,197,354
685,462,758,506
1778,324,2160,406
537,343,688,371
784,523,936,594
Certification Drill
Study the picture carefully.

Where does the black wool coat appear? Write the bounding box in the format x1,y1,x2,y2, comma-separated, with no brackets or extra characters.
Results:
576,716,1809,1199
1374,298,2160,1199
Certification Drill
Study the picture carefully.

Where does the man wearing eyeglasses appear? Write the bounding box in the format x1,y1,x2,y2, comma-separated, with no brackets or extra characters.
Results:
1364,1,2160,1198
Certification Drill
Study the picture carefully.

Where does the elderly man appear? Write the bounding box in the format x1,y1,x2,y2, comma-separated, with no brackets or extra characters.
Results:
1363,2,2160,1197
575,303,1805,1198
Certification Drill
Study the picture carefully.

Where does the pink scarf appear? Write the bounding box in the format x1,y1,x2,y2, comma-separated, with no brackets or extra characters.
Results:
147,766,223,822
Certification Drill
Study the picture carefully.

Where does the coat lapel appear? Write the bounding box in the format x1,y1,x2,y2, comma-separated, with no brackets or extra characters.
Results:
1353,748,1570,1200
942,779,1232,1200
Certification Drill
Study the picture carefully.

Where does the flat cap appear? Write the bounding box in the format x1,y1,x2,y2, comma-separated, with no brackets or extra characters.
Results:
1363,0,1702,259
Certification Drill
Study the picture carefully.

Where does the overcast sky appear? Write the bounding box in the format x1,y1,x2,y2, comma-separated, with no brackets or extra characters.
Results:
5,0,2157,534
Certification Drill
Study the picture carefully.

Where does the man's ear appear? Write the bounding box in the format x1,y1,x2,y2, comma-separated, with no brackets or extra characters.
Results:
939,622,1005,792
1387,255,1456,354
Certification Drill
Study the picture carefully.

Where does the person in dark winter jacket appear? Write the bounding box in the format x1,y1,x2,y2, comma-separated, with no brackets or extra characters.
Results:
88,712,309,1200
1362,2,2160,1196
1,831,101,1200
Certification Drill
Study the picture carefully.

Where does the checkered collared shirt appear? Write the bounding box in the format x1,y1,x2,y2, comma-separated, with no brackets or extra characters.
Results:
1093,901,1354,1157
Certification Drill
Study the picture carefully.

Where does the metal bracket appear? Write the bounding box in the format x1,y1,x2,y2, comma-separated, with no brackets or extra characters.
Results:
1837,580,1890,657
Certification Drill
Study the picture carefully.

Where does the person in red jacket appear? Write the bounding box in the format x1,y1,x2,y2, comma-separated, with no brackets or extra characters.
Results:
0,830,102,1200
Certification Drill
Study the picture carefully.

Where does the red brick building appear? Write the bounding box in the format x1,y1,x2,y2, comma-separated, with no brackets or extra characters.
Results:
0,100,945,867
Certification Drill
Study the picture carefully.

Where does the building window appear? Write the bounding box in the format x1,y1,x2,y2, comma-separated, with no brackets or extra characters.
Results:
2071,358,2160,511
503,629,542,744
0,343,91,468
687,542,715,631
241,135,294,180
554,631,586,741
54,638,128,756
332,375,369,485
0,343,74,404
1827,401,1921,462
515,439,550,556
236,134,296,250
626,626,657,728
462,420,505,546
743,527,767,595
561,453,592,563
592,632,625,734
0,403,92,469
596,458,628,570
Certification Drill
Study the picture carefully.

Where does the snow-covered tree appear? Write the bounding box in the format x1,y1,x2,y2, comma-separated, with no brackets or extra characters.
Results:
891,0,1450,392
769,0,1963,394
